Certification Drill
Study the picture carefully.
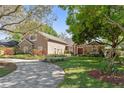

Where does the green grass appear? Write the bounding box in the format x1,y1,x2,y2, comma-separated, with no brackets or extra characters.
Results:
0,62,17,77
53,56,124,88
0,54,45,60
0,68,13,77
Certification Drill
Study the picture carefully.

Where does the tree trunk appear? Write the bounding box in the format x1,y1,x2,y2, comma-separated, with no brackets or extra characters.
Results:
105,42,118,74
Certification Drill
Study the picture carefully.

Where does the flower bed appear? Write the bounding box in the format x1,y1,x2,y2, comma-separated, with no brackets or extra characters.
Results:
4,48,15,55
0,47,15,55
32,49,47,55
88,70,124,85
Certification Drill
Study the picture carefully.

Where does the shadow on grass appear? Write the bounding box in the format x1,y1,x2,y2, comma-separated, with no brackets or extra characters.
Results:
58,71,121,88
54,56,124,88
56,57,105,70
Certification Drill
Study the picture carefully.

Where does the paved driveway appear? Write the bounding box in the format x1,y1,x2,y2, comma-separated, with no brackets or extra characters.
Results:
0,59,64,88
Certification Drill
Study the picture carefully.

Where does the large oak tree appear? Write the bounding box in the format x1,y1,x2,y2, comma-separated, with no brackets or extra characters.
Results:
60,6,124,74
61,6,124,50
0,5,56,34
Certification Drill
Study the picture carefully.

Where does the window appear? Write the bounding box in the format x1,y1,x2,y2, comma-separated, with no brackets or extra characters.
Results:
29,34,37,41
57,49,59,54
61,49,62,54
54,48,56,54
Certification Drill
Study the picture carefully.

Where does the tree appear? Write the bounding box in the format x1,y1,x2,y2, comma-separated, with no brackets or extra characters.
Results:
42,24,58,37
60,5,124,74
58,32,69,40
0,5,56,34
60,6,124,50
11,20,58,41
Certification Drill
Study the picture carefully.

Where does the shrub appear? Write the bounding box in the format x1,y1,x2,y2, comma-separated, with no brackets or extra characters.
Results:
47,54,66,57
4,48,15,55
100,59,119,75
32,49,47,55
46,57,68,62
32,49,42,55
42,50,47,55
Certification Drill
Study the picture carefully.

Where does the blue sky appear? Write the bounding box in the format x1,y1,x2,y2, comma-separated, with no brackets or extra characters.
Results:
52,6,68,35
0,6,69,40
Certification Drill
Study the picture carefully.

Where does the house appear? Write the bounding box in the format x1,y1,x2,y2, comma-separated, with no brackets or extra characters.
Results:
73,41,105,55
0,40,18,47
18,31,67,55
64,38,74,54
0,40,18,55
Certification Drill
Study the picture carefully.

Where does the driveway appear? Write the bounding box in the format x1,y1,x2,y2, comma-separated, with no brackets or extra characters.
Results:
0,59,65,88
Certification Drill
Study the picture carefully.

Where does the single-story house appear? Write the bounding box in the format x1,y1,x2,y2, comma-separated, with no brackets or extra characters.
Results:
0,40,18,47
18,31,67,55
73,41,105,55
0,40,18,55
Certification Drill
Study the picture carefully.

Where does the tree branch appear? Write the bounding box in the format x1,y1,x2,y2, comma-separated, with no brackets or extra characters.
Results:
0,23,43,35
104,14,124,33
0,28,23,34
28,24,42,32
1,17,26,28
95,38,112,46
0,5,21,19
117,36,124,45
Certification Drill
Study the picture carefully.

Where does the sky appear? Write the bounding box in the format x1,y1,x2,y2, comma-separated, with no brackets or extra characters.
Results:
52,6,69,35
0,6,69,40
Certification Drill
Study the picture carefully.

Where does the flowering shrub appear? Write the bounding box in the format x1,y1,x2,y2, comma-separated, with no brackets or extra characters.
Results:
3,48,15,55
32,49,47,55
42,50,47,55
32,49,42,55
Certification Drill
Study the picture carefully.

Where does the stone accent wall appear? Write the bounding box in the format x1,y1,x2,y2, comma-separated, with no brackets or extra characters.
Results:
20,32,48,55
18,39,32,54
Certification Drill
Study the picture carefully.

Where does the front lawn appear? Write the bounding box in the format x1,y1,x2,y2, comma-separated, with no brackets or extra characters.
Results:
0,54,45,60
0,68,13,77
0,62,17,77
53,56,124,88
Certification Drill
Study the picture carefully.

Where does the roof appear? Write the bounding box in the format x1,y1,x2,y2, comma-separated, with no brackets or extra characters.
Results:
88,41,104,45
18,39,33,46
0,40,18,47
39,32,67,44
64,38,74,46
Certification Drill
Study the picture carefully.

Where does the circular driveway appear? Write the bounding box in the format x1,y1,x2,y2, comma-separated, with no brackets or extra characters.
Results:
0,60,64,88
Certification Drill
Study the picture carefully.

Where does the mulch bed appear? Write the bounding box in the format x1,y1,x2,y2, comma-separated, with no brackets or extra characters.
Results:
88,70,124,85
0,62,17,71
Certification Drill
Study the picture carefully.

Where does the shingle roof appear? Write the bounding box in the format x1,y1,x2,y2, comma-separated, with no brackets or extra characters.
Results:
18,39,33,46
64,38,74,46
88,41,104,45
39,32,67,44
0,40,18,47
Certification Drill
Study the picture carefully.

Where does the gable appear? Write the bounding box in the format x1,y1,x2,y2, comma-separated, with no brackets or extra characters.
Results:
22,31,67,46
18,39,33,47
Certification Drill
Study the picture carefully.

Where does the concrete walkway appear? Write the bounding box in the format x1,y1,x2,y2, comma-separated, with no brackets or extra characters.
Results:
0,59,65,88
0,58,40,63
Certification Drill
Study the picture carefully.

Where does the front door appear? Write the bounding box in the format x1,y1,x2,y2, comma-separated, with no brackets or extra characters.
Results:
78,48,83,54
